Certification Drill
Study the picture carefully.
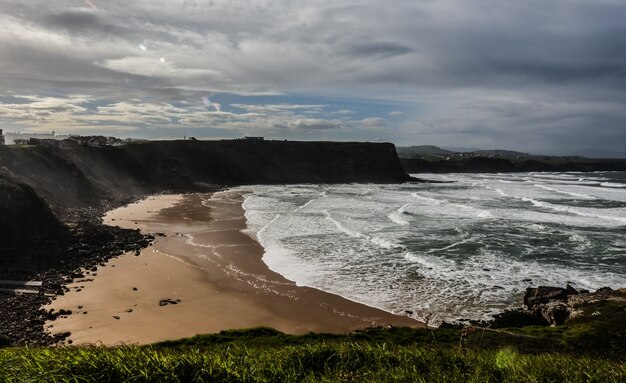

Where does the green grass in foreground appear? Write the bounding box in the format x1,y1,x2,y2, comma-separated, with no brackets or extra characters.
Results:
1,342,624,383
1,301,624,382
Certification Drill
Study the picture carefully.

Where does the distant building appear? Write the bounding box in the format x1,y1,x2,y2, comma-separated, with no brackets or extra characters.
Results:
0,129,4,145
62,135,126,147
242,136,264,142
3,131,55,145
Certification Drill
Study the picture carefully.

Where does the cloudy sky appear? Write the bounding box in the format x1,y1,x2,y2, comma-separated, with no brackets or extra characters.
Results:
1,0,625,156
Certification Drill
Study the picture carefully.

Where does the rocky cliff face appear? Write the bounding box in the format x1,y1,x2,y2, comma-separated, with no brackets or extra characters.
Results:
0,140,410,212
0,139,409,278
0,175,70,276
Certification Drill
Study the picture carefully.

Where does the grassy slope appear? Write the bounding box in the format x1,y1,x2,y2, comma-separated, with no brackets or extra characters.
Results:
1,341,624,382
1,311,625,383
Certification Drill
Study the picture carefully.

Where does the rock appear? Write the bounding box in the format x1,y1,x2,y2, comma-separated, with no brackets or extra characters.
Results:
540,301,570,326
596,287,614,294
490,309,548,328
524,286,568,309
566,284,579,295
159,298,181,306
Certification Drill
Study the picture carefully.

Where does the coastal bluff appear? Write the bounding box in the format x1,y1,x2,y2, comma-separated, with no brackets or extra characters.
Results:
0,140,410,211
0,139,410,273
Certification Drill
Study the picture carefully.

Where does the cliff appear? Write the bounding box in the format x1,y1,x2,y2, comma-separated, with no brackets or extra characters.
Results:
0,140,409,212
0,175,70,276
0,140,409,262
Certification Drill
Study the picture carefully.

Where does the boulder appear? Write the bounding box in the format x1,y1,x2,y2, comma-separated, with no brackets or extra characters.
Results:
540,301,570,326
524,286,568,309
490,309,548,328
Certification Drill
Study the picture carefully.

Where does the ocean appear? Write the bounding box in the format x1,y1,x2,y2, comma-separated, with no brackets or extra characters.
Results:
236,172,626,324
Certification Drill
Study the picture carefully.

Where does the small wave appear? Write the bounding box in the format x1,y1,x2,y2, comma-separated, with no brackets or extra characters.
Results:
324,210,365,239
257,213,282,240
411,192,492,219
426,238,474,254
404,252,456,270
569,232,592,249
533,184,596,199
496,188,626,225
324,210,404,250
601,182,626,188
388,204,410,226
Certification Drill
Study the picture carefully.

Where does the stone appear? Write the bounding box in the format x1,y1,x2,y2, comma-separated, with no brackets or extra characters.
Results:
490,309,548,328
540,301,570,326
159,298,181,306
566,284,579,295
524,286,568,309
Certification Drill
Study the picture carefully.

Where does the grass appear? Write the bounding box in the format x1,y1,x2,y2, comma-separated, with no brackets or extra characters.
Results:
1,324,625,382
1,301,624,382
1,341,624,382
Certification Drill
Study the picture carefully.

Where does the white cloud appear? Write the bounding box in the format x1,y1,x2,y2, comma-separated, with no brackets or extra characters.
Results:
96,57,228,81
0,0,625,153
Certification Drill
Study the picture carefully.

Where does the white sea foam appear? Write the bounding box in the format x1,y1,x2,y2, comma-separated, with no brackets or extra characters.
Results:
602,182,626,188
533,183,596,199
388,204,410,226
235,172,626,324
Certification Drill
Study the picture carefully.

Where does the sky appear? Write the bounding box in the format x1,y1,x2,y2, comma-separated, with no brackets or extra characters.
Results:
0,0,625,157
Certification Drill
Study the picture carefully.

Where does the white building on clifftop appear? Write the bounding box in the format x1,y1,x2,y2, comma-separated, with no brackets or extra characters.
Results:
2,131,56,145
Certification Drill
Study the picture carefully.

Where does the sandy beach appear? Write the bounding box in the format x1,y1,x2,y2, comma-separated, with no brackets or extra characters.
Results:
46,191,421,345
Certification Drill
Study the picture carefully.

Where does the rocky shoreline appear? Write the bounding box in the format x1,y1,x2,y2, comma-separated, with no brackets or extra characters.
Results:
0,205,154,346
488,285,626,328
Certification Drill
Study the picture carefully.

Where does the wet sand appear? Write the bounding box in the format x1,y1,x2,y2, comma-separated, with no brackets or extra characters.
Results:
46,191,421,345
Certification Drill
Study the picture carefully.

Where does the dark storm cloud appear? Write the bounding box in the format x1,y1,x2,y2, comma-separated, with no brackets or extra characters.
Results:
343,41,414,59
42,8,136,39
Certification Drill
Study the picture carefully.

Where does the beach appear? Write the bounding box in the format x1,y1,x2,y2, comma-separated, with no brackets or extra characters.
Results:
45,191,421,345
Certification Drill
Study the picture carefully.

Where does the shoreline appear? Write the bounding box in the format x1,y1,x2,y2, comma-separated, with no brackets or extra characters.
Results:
46,191,421,345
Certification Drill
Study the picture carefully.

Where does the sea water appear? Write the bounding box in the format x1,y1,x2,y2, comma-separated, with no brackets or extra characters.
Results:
236,172,626,324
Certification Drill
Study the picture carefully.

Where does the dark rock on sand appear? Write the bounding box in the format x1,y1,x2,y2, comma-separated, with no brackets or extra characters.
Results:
159,298,181,306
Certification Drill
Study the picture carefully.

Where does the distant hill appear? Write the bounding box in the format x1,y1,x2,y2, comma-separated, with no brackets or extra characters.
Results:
472,149,534,158
397,145,534,159
442,146,481,153
396,145,454,157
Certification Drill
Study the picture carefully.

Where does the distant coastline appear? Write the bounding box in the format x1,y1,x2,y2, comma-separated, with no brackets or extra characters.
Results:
397,145,626,173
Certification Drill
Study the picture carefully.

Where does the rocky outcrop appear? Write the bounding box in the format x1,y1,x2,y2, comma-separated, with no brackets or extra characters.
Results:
490,285,626,328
